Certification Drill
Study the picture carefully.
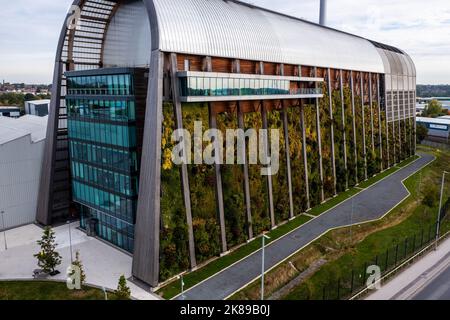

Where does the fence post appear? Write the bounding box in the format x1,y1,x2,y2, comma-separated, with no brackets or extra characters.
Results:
385,249,389,271
363,262,367,286
404,238,408,259
412,234,416,253
420,229,424,248
337,278,341,300
323,285,326,300
394,244,399,266
350,269,355,294
375,255,379,267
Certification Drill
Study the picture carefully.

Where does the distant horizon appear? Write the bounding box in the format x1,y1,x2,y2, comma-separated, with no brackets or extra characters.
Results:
1,0,450,84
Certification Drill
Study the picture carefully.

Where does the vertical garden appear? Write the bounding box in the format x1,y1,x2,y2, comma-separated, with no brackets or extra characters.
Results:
216,111,247,247
182,104,221,264
343,87,358,187
160,103,190,281
319,82,335,199
267,108,290,224
244,111,271,235
332,90,347,193
287,106,308,214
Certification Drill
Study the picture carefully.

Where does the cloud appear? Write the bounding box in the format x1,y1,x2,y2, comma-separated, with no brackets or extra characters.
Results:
0,0,449,84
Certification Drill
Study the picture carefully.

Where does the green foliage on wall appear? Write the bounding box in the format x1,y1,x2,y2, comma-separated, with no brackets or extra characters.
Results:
160,103,190,281
244,112,271,235
319,83,334,199
380,110,389,169
287,107,308,213
343,87,357,187
354,95,365,181
332,90,347,193
216,112,247,247
182,104,221,264
267,109,290,223
304,103,321,207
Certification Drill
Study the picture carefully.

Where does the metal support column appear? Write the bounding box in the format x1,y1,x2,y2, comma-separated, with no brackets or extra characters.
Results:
327,68,337,195
361,72,368,180
339,70,348,190
350,71,359,184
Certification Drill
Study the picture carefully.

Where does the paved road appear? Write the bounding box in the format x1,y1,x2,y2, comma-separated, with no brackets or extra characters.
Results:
177,153,435,300
412,256,450,300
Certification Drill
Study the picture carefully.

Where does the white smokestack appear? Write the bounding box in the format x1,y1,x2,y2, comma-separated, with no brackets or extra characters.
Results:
319,0,327,26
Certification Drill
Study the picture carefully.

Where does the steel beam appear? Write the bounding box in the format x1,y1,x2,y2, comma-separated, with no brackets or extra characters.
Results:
261,103,276,228
360,72,368,181
350,71,359,185
327,68,337,195
300,103,311,210
315,68,325,202
282,104,295,219
132,50,165,287
339,70,348,190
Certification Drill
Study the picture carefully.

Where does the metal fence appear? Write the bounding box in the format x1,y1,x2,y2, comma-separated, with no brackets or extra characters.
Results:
319,222,440,300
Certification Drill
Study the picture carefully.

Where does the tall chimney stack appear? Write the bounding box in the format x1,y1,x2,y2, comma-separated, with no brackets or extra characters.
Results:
319,0,327,26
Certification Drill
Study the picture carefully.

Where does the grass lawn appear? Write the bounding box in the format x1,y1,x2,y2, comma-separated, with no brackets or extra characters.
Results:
230,146,450,300
157,154,419,299
0,281,122,300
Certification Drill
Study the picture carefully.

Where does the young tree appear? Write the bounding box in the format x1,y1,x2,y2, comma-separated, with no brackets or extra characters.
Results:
72,250,86,285
34,227,62,275
416,124,428,144
115,275,131,300
422,100,444,118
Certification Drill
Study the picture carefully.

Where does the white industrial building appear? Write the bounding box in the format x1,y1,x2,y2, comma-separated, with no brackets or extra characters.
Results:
24,99,50,117
0,115,48,230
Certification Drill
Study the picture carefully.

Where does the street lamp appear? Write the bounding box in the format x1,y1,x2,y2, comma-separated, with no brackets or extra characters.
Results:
1,210,7,251
178,275,186,300
435,171,449,250
261,233,271,301
67,220,73,263
102,286,108,301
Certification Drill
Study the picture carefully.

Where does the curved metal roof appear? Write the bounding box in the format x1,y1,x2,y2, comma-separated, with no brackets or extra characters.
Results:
152,0,385,73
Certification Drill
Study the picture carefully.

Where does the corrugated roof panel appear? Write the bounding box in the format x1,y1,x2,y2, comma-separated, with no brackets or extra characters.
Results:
152,0,385,72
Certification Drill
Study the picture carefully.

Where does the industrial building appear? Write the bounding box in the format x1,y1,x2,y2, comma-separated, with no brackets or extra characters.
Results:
25,100,51,117
417,117,450,141
0,107,21,118
36,0,417,288
0,115,48,230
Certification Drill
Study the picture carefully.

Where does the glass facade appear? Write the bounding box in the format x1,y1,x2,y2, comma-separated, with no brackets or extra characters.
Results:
66,70,144,253
179,76,322,97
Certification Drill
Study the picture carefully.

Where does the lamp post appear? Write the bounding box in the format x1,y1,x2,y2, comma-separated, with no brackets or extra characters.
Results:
261,234,271,301
1,210,7,251
102,286,108,301
435,171,449,250
67,220,73,263
179,275,186,300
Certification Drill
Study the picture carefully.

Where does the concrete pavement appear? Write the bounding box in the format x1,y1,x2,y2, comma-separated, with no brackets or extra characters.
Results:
0,223,160,300
176,153,435,300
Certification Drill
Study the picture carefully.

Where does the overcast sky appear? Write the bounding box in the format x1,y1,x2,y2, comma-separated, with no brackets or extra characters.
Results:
0,0,449,84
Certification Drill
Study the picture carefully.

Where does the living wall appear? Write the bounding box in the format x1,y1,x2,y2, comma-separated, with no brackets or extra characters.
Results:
287,106,308,214
244,111,271,235
216,111,247,247
304,103,322,207
380,109,389,170
343,87,358,187
354,95,365,182
364,103,378,177
267,108,290,223
372,102,382,173
319,83,334,199
389,121,397,164
160,103,190,281
332,90,347,193
182,104,221,264
399,118,407,161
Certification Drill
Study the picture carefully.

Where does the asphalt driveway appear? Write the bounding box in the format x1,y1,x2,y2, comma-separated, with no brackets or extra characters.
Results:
176,153,435,300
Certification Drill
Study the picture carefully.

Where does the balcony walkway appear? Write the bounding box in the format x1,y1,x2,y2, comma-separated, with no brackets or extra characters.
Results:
175,152,435,300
